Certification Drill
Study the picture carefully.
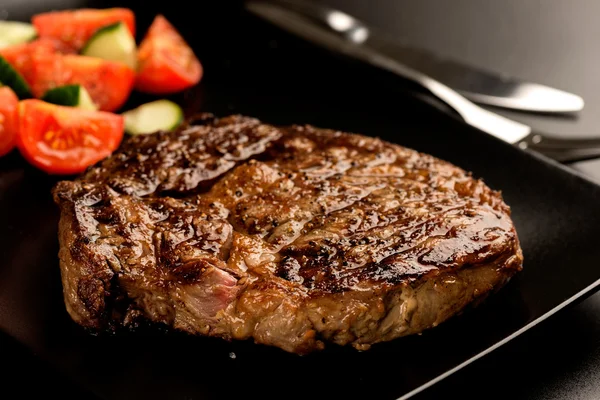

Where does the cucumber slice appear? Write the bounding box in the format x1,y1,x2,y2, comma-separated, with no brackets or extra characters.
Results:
41,84,97,110
123,100,184,135
0,21,37,49
0,55,31,99
81,22,136,70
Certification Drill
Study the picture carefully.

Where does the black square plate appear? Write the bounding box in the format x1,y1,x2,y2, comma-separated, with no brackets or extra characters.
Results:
2,1,600,399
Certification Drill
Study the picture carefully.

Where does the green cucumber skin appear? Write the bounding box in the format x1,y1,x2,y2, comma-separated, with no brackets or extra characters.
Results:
80,22,121,55
161,112,184,133
0,55,32,99
123,100,184,135
41,85,80,107
81,22,137,69
41,85,97,110
173,113,184,129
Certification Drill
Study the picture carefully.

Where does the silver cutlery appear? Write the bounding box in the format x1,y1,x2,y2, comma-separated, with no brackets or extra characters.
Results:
246,0,600,162
247,0,583,114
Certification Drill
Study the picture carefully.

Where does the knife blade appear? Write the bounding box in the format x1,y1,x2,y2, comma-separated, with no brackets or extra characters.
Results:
245,0,600,163
246,0,584,113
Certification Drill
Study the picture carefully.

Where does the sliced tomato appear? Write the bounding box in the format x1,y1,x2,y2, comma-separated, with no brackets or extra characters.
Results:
32,8,135,50
0,87,19,157
135,15,202,94
17,99,123,174
0,38,75,84
29,54,135,112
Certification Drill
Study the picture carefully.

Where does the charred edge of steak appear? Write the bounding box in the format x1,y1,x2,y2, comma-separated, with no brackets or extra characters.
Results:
53,114,524,354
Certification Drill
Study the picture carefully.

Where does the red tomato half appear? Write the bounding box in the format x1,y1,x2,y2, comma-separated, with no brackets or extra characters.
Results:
29,54,135,112
17,100,124,174
0,38,75,84
32,8,135,50
135,15,203,94
0,87,19,157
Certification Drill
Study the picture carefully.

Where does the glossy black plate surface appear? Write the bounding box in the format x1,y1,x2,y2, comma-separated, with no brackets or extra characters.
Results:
1,1,600,399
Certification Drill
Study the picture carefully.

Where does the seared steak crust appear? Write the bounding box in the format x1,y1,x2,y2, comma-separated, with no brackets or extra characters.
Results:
53,114,523,354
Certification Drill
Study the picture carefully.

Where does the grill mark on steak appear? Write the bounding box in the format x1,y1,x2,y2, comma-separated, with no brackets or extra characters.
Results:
53,114,523,354
82,114,283,197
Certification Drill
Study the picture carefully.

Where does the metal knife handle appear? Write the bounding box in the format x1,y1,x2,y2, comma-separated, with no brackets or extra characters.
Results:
519,134,600,162
520,133,600,150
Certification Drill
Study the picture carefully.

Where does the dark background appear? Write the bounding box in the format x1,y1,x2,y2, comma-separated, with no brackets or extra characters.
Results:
2,0,600,399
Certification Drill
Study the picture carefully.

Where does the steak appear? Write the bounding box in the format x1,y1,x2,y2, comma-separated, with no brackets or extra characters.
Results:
52,114,523,354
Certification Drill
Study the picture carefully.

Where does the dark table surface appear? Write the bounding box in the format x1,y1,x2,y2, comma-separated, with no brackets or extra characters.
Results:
3,0,600,399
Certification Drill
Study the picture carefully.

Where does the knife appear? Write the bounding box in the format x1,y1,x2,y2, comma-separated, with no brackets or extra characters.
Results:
245,0,600,163
246,0,584,114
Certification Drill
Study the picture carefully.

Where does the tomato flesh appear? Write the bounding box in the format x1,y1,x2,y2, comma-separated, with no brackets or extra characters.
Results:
17,99,124,174
135,15,202,94
32,8,135,50
0,87,19,157
29,54,135,112
0,38,75,84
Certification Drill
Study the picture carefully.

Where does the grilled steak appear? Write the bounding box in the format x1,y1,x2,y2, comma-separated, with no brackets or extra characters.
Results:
53,114,523,354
